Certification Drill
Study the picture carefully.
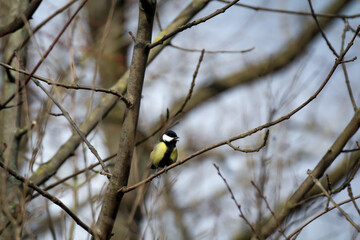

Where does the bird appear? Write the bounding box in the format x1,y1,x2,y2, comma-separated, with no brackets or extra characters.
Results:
150,130,179,172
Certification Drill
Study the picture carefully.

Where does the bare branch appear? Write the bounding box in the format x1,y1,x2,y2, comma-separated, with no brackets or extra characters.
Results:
0,61,132,107
338,56,357,64
227,129,269,153
170,43,254,54
340,21,357,111
308,0,338,57
15,121,36,139
347,184,360,215
175,49,205,116
217,0,360,19
128,31,136,42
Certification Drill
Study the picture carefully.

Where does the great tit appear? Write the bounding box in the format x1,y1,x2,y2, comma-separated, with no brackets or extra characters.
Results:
150,130,179,171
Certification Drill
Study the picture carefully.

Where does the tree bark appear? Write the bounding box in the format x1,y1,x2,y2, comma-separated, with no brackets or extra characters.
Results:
94,1,156,239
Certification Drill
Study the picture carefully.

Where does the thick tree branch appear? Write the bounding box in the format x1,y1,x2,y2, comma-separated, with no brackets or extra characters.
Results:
94,1,156,239
0,0,42,38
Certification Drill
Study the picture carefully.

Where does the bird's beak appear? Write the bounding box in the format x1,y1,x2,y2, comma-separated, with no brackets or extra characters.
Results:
175,137,179,141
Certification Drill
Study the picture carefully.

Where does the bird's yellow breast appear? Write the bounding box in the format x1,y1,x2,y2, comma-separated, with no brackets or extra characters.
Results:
150,142,178,168
150,142,167,166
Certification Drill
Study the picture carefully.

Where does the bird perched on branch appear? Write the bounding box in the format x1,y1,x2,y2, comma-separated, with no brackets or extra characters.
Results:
150,130,179,172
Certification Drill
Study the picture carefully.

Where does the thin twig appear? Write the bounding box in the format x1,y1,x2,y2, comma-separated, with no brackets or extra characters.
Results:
348,24,360,36
347,184,360,215
175,49,205,116
0,160,95,236
0,101,23,109
170,43,254,54
340,22,357,111
147,0,240,49
325,174,331,210
15,121,36,139
342,149,360,153
227,129,269,153
308,0,338,57
340,21,357,112
342,148,360,153
31,78,110,176
337,57,357,64
0,220,11,236
307,170,360,231
214,164,263,240
342,141,360,152
217,0,360,19
0,61,132,107
129,31,136,42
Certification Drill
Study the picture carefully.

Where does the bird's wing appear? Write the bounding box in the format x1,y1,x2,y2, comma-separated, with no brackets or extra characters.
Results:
170,147,178,163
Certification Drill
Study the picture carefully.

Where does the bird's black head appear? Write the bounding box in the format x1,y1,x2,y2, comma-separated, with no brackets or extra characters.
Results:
162,130,179,143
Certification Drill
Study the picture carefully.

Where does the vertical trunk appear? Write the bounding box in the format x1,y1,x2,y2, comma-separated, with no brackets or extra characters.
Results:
0,2,28,239
94,1,156,239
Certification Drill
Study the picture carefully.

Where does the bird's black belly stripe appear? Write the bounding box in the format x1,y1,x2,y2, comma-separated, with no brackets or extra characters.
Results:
158,144,175,168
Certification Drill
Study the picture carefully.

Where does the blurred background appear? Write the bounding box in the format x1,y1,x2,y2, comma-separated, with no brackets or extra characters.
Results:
1,0,360,239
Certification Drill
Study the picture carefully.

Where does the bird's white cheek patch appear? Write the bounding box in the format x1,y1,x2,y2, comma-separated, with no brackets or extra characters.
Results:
162,134,173,142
